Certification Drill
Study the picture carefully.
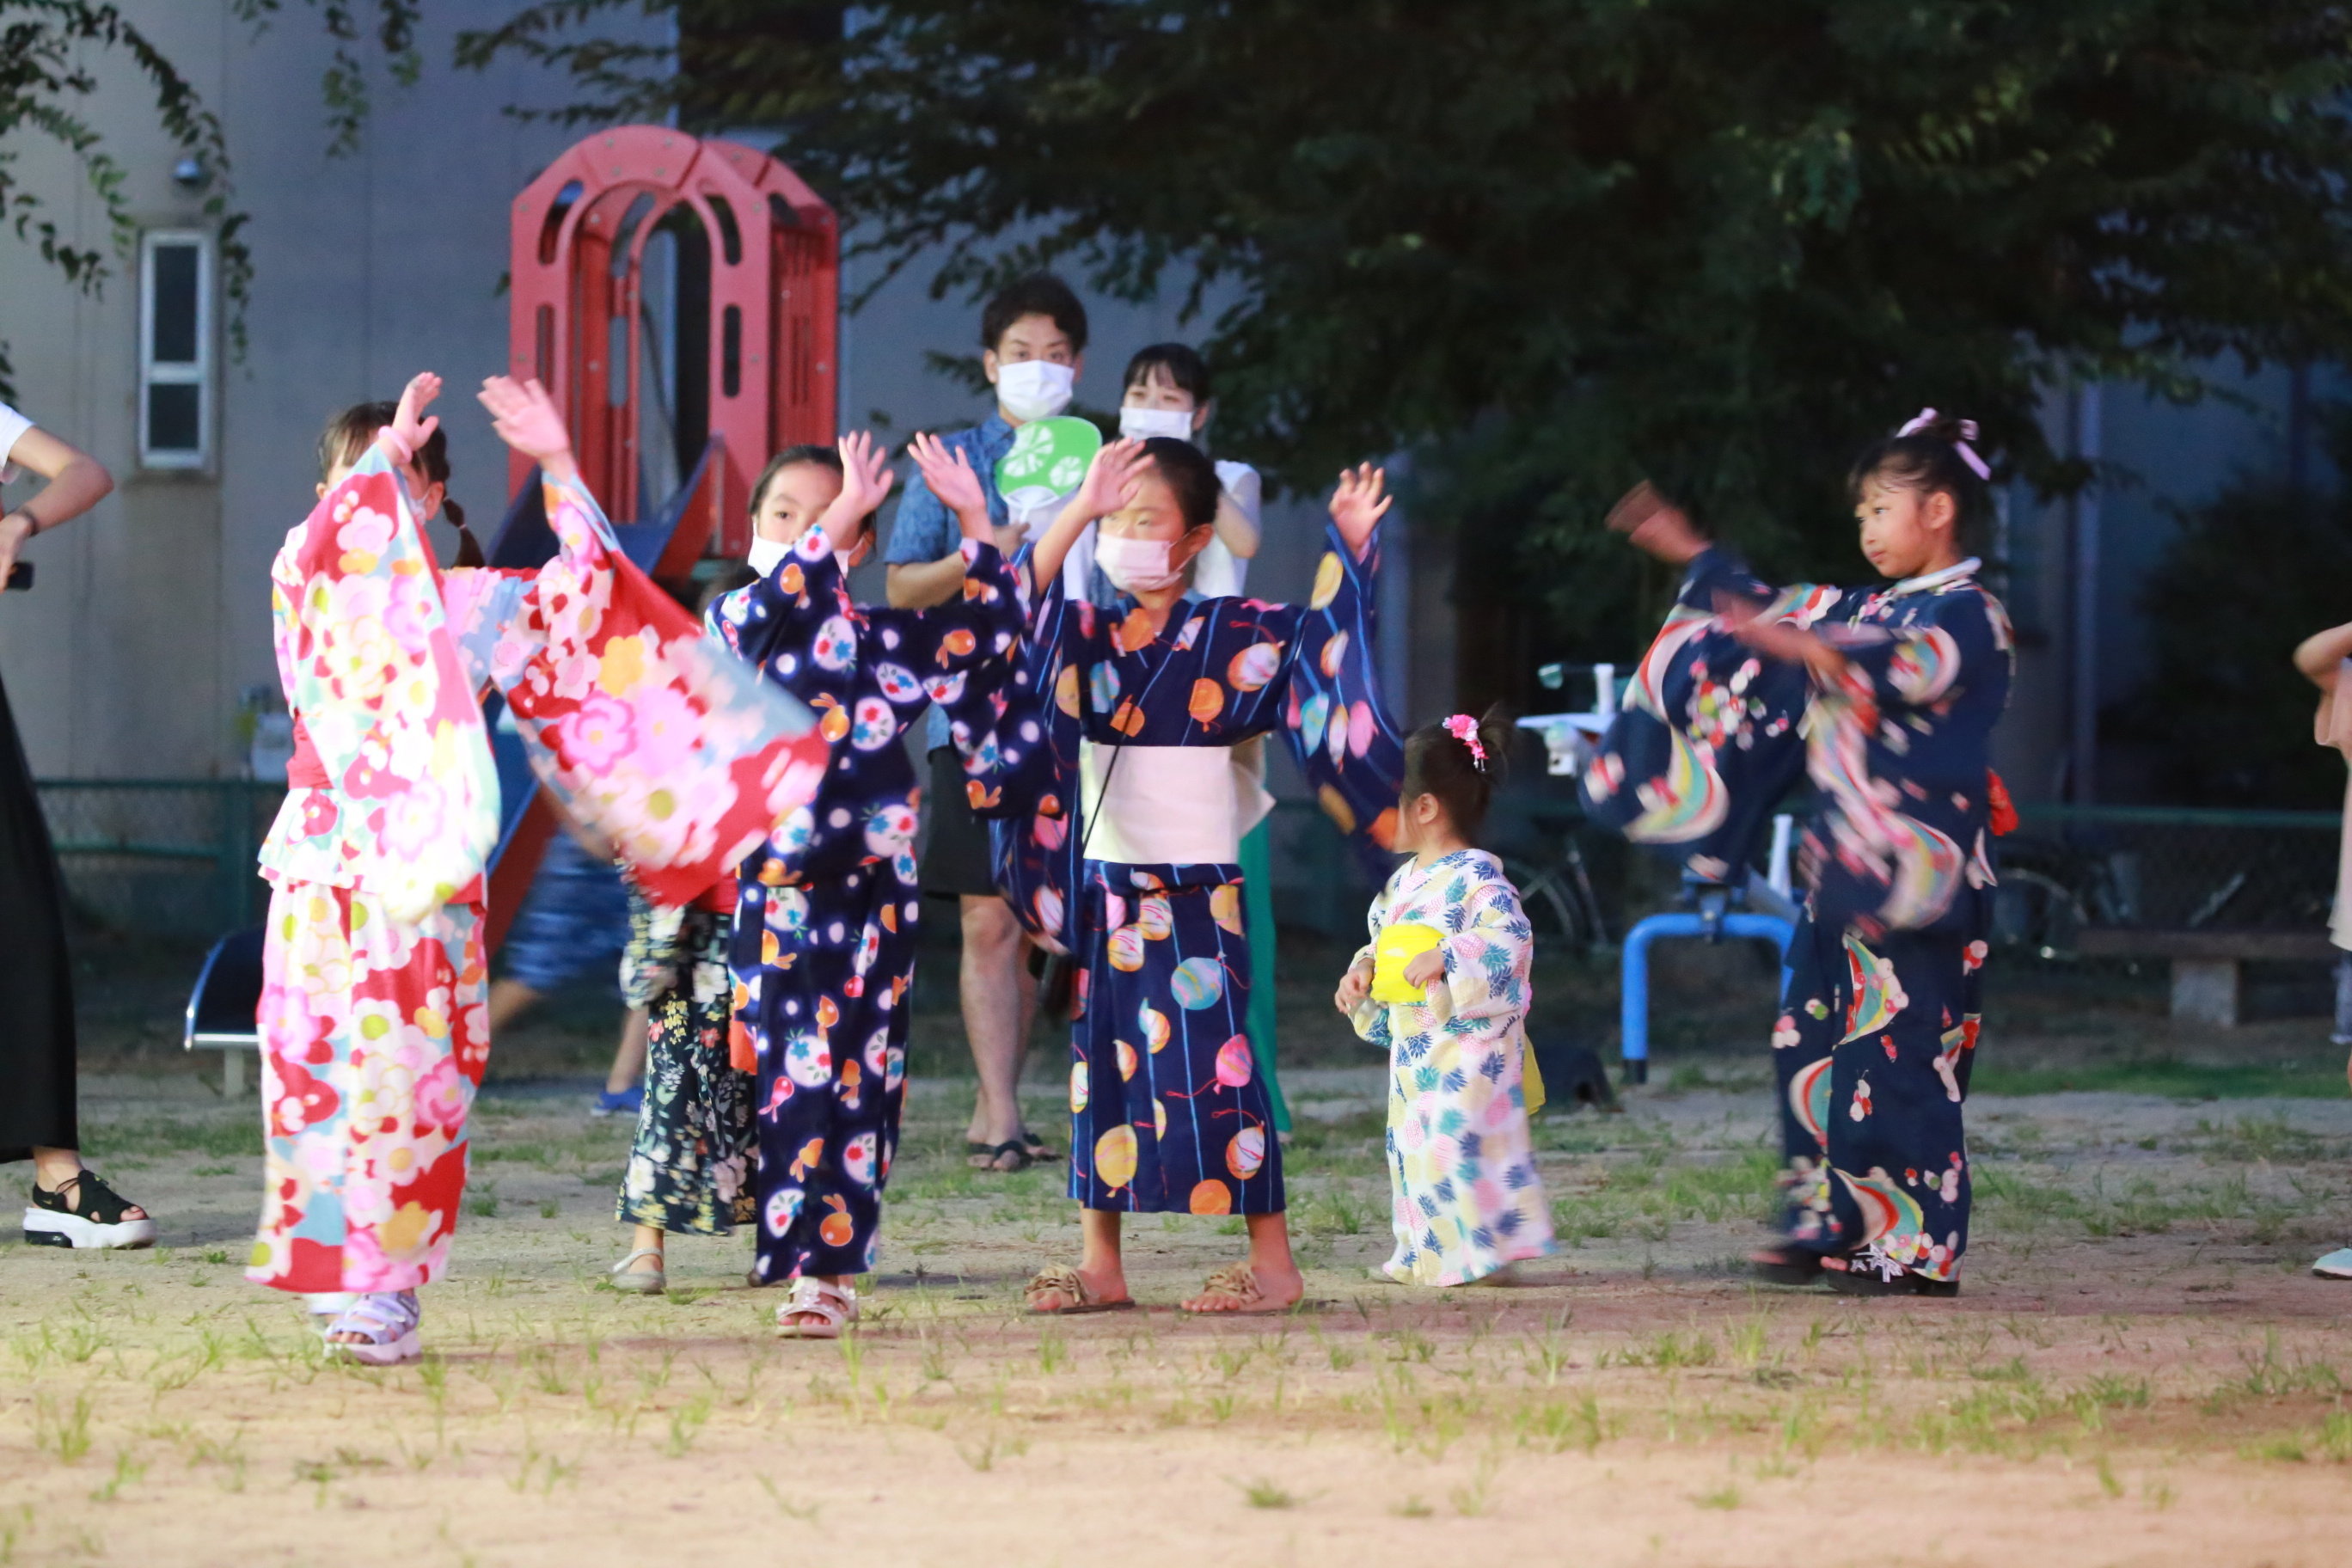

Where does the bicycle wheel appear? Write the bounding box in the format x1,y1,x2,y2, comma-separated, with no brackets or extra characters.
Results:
1500,860,1583,946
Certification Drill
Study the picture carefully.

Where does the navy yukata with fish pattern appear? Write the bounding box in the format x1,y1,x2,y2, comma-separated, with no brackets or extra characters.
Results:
1584,548,2012,1283
708,528,1021,1281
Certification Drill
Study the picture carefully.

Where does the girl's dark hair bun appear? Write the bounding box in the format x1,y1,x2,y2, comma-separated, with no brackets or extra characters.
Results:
1402,699,1514,842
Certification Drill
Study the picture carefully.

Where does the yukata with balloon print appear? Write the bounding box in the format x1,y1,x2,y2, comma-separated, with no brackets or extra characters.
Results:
708,522,1022,1282
1349,849,1554,1286
977,520,1406,1217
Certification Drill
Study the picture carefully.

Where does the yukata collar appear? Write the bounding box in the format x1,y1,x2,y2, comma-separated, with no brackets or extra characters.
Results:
977,411,1017,451
1890,557,1981,596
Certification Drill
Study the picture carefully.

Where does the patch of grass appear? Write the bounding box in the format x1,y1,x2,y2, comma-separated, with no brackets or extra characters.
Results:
82,1114,263,1161
1969,1059,2346,1099
1237,1478,1298,1510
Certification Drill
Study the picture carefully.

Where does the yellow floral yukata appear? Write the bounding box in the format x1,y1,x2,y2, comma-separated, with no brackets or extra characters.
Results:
1351,849,1554,1285
251,444,826,1294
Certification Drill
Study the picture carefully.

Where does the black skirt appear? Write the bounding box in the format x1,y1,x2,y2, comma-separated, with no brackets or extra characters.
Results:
0,663,77,1161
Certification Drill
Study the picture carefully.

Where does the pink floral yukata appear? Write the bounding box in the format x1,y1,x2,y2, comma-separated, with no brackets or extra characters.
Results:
250,444,826,1294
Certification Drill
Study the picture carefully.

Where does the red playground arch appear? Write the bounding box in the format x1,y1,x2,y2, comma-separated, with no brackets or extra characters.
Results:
506,126,839,560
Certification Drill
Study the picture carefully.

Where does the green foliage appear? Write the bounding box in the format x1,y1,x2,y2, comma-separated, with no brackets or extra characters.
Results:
0,2,250,399
2113,413,2352,807
459,0,2352,620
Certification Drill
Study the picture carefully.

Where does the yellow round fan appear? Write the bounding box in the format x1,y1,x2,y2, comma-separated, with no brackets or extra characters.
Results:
1370,922,1443,1004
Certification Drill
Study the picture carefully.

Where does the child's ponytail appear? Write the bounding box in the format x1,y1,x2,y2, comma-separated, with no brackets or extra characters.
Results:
444,497,485,567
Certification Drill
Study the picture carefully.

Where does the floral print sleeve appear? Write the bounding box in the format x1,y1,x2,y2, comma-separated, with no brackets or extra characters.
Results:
1348,874,1396,1049
491,471,833,909
257,443,499,922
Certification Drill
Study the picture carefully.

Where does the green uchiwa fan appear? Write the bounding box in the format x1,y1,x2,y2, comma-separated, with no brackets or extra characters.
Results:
995,415,1103,530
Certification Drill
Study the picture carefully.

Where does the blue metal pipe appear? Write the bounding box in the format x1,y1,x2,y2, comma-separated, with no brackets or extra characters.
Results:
1619,910,1795,1082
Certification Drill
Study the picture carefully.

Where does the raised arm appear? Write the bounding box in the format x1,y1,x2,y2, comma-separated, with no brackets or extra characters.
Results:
0,423,113,585
2294,621,2352,689
1026,437,1150,592
1212,462,1262,560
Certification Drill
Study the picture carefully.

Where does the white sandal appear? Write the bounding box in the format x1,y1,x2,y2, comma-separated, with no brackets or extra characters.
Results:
322,1291,421,1366
775,1277,857,1339
609,1248,666,1295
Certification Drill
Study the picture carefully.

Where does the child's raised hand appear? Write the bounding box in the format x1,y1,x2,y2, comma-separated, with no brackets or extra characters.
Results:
1608,481,1706,564
478,376,578,486
909,431,990,539
836,431,897,518
1401,947,1447,993
1333,961,1373,1017
379,372,441,464
1072,438,1151,523
1329,462,1392,554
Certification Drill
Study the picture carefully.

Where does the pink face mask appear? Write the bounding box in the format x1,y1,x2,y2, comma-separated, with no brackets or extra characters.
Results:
1094,534,1186,594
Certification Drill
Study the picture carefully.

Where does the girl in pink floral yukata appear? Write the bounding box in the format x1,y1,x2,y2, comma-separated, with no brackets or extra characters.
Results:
252,372,825,1363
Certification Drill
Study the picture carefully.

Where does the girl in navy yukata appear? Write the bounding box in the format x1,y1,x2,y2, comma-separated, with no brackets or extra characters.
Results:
707,432,1024,1337
1596,411,2013,1297
967,436,1405,1316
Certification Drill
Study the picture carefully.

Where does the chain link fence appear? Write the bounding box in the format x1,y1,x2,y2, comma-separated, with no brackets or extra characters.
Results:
1996,804,2340,950
35,780,283,937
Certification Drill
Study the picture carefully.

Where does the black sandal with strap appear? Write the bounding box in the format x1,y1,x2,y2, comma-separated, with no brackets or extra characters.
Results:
24,1170,157,1251
971,1139,1033,1173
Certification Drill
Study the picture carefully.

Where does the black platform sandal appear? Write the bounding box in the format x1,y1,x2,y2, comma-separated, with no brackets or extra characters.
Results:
1750,1246,1826,1287
24,1170,157,1251
1823,1258,1959,1298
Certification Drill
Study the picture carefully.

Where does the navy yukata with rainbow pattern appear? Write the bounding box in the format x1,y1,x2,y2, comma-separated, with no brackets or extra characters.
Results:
707,528,1022,1282
1584,547,2012,1285
966,524,1405,1217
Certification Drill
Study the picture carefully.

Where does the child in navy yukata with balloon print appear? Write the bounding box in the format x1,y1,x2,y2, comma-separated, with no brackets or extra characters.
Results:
968,435,1406,1318
707,432,1024,1337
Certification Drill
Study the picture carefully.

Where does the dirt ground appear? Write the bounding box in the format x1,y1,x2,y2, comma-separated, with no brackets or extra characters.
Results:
9,933,2352,1566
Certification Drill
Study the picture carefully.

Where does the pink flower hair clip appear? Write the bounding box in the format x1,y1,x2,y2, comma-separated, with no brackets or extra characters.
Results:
1442,714,1486,771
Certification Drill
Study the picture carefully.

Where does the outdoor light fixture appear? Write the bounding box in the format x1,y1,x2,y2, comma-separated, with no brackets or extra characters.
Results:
171,155,209,191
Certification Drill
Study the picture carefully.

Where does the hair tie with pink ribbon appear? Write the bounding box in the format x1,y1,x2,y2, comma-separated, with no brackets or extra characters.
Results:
1442,714,1487,771
1896,407,1992,481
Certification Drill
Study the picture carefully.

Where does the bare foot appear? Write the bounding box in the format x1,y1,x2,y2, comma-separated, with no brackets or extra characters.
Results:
1180,1260,1302,1314
1024,1261,1129,1313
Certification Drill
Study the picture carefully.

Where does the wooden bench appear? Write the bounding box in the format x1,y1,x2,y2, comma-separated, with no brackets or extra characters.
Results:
2075,928,2338,1026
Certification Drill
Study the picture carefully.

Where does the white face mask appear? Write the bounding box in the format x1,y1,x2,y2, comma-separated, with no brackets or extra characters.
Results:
1118,405,1195,444
747,534,790,578
1095,533,1189,595
749,533,856,580
995,359,1075,423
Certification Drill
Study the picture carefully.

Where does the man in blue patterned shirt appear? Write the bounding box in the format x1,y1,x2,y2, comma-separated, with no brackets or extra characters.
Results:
885,274,1089,1173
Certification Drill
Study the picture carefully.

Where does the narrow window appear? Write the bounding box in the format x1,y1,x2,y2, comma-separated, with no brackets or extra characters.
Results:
139,231,211,469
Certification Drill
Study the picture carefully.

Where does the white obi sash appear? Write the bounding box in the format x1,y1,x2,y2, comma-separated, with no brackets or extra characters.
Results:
1078,741,1277,867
